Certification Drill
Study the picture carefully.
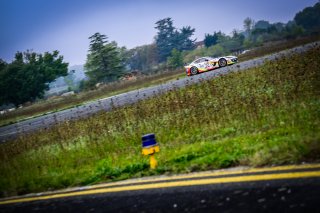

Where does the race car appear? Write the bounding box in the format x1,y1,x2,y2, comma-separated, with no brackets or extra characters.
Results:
184,56,238,76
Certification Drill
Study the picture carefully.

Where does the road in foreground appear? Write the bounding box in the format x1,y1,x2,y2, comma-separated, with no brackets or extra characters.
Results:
0,42,319,142
1,164,319,212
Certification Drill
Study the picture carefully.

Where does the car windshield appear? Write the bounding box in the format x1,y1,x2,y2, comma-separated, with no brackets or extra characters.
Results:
205,57,214,60
193,57,213,64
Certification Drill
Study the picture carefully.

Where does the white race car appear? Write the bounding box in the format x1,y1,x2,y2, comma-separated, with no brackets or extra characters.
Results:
185,56,238,76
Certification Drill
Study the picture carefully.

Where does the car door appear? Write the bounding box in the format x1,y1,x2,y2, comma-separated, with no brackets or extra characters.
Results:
195,58,208,71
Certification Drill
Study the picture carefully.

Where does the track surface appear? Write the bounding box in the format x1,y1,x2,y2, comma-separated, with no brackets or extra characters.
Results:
1,164,319,212
0,42,319,142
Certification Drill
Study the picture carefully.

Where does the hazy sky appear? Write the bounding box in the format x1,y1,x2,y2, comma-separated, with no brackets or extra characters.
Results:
1,0,318,66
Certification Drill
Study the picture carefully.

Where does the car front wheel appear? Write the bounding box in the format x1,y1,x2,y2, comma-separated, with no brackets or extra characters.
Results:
218,58,227,67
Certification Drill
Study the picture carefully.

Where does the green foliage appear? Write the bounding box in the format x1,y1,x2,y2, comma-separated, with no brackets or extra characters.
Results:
155,18,176,62
247,18,306,43
294,2,320,32
0,46,319,197
126,44,158,72
254,20,271,30
243,38,254,48
240,10,319,48
87,158,149,184
64,70,78,92
185,30,244,63
0,51,68,106
167,48,183,69
220,39,242,52
155,17,195,62
204,32,219,47
243,17,255,34
285,21,305,39
85,33,125,85
183,44,228,63
231,29,245,44
207,44,227,57
176,26,196,51
0,59,6,71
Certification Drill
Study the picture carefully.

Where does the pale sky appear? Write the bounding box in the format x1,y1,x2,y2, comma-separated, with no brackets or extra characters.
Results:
1,0,318,66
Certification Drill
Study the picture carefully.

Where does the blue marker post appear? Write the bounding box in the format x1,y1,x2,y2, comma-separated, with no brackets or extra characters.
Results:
142,133,160,169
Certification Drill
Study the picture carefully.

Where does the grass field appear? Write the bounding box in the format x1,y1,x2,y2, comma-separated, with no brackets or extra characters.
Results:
0,43,319,198
0,35,319,127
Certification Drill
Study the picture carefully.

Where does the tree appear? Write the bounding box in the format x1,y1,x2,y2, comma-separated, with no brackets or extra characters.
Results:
285,21,304,39
243,17,255,36
167,48,183,69
204,33,218,47
0,51,68,106
85,32,124,84
273,22,285,32
155,17,195,62
64,70,77,91
214,31,229,43
117,46,130,69
294,2,320,32
126,44,158,72
155,18,176,62
0,59,6,71
175,26,196,51
0,59,8,105
231,29,245,43
254,20,271,30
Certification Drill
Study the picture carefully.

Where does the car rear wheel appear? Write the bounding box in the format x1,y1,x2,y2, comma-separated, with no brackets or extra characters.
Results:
190,66,198,75
218,58,227,67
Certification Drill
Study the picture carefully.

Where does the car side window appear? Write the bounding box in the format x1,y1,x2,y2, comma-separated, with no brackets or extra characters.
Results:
194,58,210,64
198,58,205,63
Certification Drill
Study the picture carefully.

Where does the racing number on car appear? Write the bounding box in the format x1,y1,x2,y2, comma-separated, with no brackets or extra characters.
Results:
206,62,213,69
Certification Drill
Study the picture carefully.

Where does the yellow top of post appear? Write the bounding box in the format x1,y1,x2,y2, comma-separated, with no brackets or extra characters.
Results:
142,145,160,155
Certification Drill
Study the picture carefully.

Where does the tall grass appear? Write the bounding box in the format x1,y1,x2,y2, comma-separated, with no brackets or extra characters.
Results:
0,46,319,197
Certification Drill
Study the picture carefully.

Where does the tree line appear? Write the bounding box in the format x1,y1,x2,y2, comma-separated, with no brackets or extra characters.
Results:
1,2,319,106
85,2,320,89
82,17,196,89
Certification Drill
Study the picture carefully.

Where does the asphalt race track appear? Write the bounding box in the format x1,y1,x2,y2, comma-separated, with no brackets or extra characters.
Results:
1,164,319,212
0,42,319,142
